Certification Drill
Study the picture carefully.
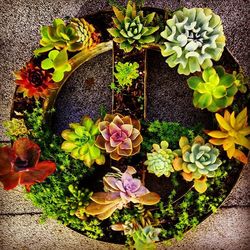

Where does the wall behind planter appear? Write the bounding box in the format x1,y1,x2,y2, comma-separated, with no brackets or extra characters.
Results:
0,0,249,249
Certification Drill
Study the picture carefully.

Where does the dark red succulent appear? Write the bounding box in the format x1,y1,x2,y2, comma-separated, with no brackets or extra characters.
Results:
14,61,58,100
0,138,56,191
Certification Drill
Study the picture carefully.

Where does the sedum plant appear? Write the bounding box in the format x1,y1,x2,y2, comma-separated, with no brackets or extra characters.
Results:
108,0,159,52
95,113,143,161
3,118,29,139
85,166,160,220
34,18,99,55
144,141,176,177
61,116,105,168
233,70,249,94
41,49,71,82
114,61,139,87
206,108,250,164
187,66,238,112
160,7,226,75
173,136,222,193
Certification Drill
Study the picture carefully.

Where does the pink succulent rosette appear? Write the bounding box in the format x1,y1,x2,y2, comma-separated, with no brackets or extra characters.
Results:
85,166,160,220
0,138,56,191
95,113,143,160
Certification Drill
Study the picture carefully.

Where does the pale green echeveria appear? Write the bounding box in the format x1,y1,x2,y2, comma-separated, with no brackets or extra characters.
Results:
144,141,175,177
182,142,222,179
188,66,238,112
108,1,159,52
61,116,105,168
160,8,226,75
132,226,161,250
41,49,71,82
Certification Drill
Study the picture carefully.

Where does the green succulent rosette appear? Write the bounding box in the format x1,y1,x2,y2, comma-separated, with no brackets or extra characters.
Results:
108,1,159,52
187,66,238,112
160,7,226,75
61,116,105,167
132,226,161,250
182,142,222,179
144,141,176,177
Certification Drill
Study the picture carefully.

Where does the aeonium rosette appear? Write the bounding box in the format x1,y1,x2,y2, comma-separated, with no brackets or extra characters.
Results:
14,60,58,100
95,114,143,160
85,166,160,220
0,138,56,191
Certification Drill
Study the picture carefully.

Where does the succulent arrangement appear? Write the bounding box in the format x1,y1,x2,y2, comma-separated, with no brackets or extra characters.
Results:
173,136,222,193
144,141,176,177
161,7,226,75
187,66,238,112
1,1,249,249
108,0,159,52
61,116,105,167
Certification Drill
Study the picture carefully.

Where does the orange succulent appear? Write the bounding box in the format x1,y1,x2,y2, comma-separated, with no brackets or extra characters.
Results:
14,61,58,100
206,108,250,164
95,114,143,160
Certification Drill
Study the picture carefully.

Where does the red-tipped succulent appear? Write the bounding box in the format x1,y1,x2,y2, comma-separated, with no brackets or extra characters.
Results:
95,114,143,160
14,61,58,100
0,138,56,191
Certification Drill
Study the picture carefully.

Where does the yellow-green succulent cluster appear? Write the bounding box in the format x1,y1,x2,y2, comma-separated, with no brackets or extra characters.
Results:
34,18,99,55
173,136,222,193
3,118,29,139
161,7,226,75
144,141,176,177
188,66,238,112
61,116,105,167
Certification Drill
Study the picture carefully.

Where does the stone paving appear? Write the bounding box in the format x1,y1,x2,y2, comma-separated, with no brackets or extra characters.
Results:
0,0,249,249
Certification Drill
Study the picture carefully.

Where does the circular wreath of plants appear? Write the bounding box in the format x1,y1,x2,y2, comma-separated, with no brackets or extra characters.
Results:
1,1,249,249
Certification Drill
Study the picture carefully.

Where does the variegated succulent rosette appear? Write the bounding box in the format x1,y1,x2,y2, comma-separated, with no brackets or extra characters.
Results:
1,1,249,250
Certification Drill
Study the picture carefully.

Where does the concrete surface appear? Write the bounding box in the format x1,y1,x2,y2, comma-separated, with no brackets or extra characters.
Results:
0,0,249,249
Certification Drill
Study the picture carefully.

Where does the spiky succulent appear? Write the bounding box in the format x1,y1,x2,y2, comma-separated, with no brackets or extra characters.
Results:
70,18,100,49
114,61,139,87
34,18,98,55
95,113,143,161
144,141,176,177
132,226,161,250
206,108,250,164
41,49,71,82
85,166,160,220
173,136,222,193
108,1,159,52
188,66,238,112
61,116,105,168
14,61,57,99
161,7,226,75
